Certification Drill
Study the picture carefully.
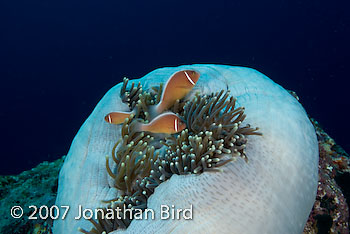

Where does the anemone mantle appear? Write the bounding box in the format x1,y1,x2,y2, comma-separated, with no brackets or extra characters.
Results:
53,64,318,234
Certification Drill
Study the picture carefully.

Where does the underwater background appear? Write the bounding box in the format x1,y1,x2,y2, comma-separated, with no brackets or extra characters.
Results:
1,0,349,176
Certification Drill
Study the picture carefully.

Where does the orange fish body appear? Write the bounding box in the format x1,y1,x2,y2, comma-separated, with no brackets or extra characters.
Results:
104,111,133,124
155,70,200,114
140,112,186,134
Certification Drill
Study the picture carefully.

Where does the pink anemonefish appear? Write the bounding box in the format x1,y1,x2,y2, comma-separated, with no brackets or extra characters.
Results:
104,111,134,124
134,112,186,134
154,70,200,114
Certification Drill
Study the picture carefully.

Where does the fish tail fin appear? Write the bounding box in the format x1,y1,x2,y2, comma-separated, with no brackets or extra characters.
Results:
129,119,146,133
148,104,161,119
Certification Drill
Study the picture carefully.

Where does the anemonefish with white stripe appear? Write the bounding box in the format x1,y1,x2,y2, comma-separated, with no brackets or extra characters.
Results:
133,112,186,134
153,70,200,114
104,111,134,125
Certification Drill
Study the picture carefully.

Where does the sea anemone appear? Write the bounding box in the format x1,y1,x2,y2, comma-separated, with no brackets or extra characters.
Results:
53,65,318,234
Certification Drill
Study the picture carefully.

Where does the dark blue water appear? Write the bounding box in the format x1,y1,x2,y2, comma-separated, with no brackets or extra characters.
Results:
1,0,349,175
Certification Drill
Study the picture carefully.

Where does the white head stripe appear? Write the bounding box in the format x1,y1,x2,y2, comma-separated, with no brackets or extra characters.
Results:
174,118,178,132
184,71,195,85
108,115,112,123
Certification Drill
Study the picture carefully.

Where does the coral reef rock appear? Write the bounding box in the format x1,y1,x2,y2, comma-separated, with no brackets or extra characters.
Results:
0,157,64,234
